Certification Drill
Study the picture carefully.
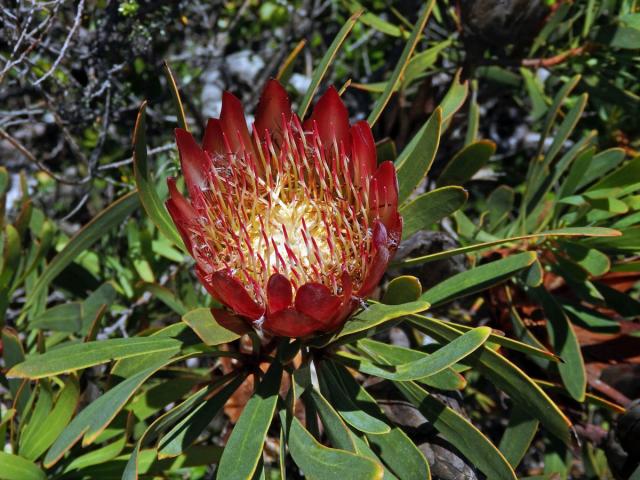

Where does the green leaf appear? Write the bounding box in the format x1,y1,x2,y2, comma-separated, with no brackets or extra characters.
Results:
563,304,618,333
588,155,640,192
110,323,195,379
216,362,283,480
402,40,451,88
600,22,640,49
19,383,53,458
30,302,82,332
397,227,620,268
2,327,32,412
20,378,80,461
395,108,441,204
318,361,390,434
335,327,490,381
0,224,20,290
44,357,171,467
348,432,398,479
498,406,539,468
525,259,544,287
534,74,580,159
400,186,467,239
529,288,586,402
331,300,430,344
139,282,188,315
464,82,479,145
584,225,640,252
82,283,118,333
520,68,548,120
63,436,126,473
306,388,358,452
298,12,360,119
412,316,558,363
158,375,244,457
27,191,139,308
121,378,231,480
543,93,588,168
367,0,435,126
396,381,516,480
182,307,249,345
0,452,46,480
381,276,422,305
487,185,514,230
526,93,589,212
7,337,181,379
366,426,430,480
356,338,466,390
439,70,469,127
133,103,185,249
163,62,188,131
286,415,384,480
437,140,495,187
352,5,403,37
408,313,571,443
559,241,610,277
420,252,537,306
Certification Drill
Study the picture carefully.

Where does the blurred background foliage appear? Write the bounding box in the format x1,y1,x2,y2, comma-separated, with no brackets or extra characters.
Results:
1,0,639,479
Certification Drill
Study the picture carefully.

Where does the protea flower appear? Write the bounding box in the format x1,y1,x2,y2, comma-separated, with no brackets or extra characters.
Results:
166,80,401,337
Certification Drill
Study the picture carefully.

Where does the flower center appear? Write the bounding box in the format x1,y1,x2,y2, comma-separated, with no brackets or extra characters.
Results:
192,118,373,304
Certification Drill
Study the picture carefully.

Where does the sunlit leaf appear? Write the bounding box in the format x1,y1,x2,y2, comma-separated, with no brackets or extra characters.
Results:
216,362,283,479
400,186,467,239
8,337,181,379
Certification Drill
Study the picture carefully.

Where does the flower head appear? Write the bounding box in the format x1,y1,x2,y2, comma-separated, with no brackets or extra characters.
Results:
166,80,401,337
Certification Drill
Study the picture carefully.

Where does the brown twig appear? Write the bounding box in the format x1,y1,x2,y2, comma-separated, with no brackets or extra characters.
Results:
478,44,592,69
521,45,588,68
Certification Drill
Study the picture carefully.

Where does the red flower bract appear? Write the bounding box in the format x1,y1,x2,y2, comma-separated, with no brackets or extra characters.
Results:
166,80,402,338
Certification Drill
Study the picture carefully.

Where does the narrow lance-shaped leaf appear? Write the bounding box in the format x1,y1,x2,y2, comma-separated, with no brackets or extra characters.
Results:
122,374,240,480
19,377,80,461
318,361,390,435
133,102,185,249
396,227,620,268
297,12,360,119
305,388,358,453
395,108,441,205
395,381,517,480
367,0,435,126
529,288,586,402
328,300,430,346
355,337,467,390
420,252,537,307
334,327,490,381
163,61,188,131
44,357,173,467
527,93,589,209
216,362,283,480
284,412,384,480
400,186,468,239
438,70,469,128
408,313,572,443
437,140,495,187
158,375,245,457
0,452,46,480
7,337,181,379
498,406,539,469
